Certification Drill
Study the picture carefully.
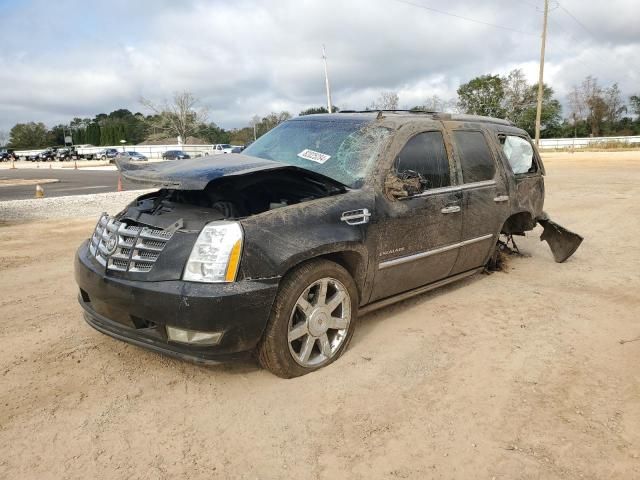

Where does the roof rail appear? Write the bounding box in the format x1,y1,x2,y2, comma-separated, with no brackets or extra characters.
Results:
338,109,438,114
449,114,513,126
336,110,513,126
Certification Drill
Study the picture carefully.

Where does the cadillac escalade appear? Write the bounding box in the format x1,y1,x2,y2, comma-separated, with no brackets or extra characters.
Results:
74,111,582,378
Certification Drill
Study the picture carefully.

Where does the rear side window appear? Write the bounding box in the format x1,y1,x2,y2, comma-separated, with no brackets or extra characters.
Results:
394,131,450,191
501,135,535,174
452,131,496,183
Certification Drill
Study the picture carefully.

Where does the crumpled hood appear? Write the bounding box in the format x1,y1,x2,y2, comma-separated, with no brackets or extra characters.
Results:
115,153,304,190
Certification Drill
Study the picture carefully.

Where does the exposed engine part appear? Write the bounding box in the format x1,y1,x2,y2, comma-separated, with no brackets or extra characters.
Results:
115,170,343,231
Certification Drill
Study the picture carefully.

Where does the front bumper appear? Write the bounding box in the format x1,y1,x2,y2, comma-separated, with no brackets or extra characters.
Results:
75,240,280,364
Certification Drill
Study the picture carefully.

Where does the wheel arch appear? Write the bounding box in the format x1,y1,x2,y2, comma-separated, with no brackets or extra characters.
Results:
501,210,537,235
278,246,368,304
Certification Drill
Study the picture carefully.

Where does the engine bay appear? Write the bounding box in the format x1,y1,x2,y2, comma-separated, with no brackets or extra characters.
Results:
117,170,346,230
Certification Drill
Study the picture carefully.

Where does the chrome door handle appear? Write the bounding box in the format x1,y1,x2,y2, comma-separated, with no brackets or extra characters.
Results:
493,195,509,203
440,205,461,214
340,208,371,225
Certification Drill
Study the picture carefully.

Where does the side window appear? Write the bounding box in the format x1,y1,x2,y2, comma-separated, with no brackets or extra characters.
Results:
393,131,451,195
501,135,536,174
452,131,496,183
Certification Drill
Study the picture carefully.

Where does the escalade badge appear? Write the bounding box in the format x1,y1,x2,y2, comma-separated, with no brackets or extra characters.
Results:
104,233,118,255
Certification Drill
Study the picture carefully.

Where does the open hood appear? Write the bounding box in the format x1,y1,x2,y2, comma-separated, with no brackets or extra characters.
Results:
115,153,346,190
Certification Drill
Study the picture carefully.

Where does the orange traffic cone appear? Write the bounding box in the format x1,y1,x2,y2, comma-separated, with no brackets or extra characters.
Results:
35,184,45,198
117,174,123,192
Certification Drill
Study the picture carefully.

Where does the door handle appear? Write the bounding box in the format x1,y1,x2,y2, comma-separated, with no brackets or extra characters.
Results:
440,205,461,214
493,195,509,203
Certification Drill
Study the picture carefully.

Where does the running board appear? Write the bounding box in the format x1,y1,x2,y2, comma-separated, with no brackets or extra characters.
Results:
358,267,483,315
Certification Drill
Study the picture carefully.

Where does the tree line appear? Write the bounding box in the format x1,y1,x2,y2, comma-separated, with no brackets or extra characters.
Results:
3,74,640,150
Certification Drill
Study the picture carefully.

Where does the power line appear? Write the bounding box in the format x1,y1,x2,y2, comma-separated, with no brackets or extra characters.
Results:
392,0,537,36
509,0,542,9
546,17,604,73
556,2,599,40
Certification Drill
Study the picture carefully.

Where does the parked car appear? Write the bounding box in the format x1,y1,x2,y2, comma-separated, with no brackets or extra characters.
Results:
26,152,41,162
56,147,75,161
97,148,119,161
162,150,190,160
230,145,244,153
0,149,15,161
212,144,234,154
75,112,582,378
125,151,148,161
38,148,57,161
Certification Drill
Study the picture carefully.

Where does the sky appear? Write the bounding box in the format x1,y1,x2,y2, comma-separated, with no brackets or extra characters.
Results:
0,0,638,132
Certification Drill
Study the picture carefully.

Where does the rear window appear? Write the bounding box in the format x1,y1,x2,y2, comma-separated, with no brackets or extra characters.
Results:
501,135,535,174
452,131,496,183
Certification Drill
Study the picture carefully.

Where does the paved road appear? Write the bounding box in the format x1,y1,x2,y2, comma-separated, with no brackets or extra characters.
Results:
0,168,143,200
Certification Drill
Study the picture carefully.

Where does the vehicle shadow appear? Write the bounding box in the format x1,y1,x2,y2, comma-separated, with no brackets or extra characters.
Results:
191,272,494,377
353,272,490,346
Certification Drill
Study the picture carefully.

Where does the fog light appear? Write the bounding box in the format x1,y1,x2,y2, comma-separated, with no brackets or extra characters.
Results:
166,326,223,345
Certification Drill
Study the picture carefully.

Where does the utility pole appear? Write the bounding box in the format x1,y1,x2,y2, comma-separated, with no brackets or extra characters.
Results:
322,45,333,113
534,0,549,146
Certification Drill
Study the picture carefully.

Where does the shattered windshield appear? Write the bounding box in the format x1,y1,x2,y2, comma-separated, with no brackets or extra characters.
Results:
243,119,392,187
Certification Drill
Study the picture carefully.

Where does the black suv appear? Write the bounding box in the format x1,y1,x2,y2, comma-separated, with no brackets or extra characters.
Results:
75,112,582,378
56,147,75,161
39,148,56,161
162,150,191,160
0,149,15,161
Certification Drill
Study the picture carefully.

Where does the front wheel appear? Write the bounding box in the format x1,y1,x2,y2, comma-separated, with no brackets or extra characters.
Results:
258,259,358,378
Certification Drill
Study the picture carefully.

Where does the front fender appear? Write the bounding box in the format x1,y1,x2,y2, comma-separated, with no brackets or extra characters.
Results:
238,190,375,282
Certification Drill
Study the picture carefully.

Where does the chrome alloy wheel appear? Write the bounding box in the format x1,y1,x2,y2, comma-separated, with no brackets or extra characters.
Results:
287,277,351,367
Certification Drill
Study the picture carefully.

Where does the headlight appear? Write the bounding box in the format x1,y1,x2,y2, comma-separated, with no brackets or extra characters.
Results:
182,221,243,283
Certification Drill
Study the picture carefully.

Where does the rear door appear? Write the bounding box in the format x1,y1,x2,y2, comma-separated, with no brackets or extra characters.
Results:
369,129,463,301
448,129,510,275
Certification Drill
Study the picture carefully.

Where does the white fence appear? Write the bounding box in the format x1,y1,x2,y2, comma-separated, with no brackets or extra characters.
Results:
13,144,225,160
13,136,640,159
538,135,640,150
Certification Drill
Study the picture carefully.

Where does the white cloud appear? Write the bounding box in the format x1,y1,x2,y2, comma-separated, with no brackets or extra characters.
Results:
0,0,638,131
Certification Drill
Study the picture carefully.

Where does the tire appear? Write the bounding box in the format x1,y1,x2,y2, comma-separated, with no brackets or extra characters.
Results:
257,259,358,378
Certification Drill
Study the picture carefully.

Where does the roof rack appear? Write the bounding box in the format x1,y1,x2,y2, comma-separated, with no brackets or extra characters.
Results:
338,109,438,114
335,110,514,126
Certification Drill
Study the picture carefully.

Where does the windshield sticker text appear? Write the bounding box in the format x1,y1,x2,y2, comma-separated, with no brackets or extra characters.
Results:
297,149,331,164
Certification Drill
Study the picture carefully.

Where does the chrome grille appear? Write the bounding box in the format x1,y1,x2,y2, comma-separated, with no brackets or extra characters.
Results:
89,213,174,273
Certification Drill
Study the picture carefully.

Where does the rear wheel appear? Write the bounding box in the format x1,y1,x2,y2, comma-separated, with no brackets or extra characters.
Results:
258,259,358,378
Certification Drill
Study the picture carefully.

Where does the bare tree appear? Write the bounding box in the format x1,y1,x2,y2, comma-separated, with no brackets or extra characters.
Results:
423,95,445,111
0,130,8,147
412,95,460,113
567,85,585,137
579,76,607,136
141,91,208,143
603,83,627,124
502,69,535,125
370,91,399,110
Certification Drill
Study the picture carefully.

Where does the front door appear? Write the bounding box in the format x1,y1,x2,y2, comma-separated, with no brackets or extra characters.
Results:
448,129,510,275
370,130,463,301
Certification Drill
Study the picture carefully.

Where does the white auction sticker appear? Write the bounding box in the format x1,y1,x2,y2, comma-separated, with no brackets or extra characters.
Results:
297,149,331,164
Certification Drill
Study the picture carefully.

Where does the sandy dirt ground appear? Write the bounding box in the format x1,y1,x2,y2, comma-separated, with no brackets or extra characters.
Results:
1,152,639,479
